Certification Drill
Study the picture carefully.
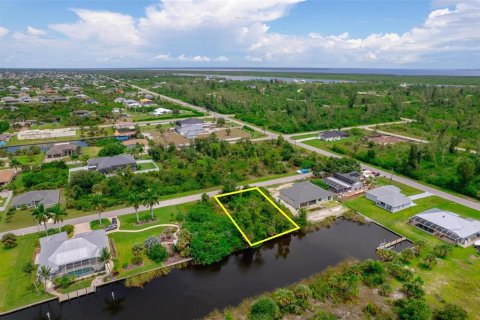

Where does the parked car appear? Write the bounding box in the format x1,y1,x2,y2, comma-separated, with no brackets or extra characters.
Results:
296,168,310,174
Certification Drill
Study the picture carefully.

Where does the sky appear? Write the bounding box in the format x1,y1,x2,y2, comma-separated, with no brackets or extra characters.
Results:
0,0,479,68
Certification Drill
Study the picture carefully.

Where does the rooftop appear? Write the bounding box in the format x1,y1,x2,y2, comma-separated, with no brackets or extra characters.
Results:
414,208,480,239
280,181,334,203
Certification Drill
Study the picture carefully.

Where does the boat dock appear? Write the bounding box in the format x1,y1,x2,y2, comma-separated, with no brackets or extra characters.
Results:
58,286,96,302
376,237,407,251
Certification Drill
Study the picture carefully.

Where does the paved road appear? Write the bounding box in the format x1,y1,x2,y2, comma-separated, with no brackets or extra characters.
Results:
120,79,480,212
7,79,477,237
0,173,311,237
289,137,480,211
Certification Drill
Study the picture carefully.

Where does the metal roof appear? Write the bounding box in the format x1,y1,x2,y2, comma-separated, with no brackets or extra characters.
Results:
366,185,412,207
413,208,480,239
38,230,108,272
280,181,334,203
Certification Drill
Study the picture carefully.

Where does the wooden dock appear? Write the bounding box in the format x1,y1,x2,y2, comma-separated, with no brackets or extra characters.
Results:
58,286,96,302
376,237,407,251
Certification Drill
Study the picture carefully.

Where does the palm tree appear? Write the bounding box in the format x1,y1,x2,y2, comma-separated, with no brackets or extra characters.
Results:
91,194,106,227
32,204,52,235
48,205,67,232
23,262,39,294
38,265,51,292
142,188,160,220
70,153,79,164
99,247,112,275
127,191,143,224
10,158,20,172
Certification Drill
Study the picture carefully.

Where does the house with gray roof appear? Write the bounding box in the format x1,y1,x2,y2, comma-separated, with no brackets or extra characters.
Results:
45,143,79,159
323,171,363,194
175,118,204,138
37,230,109,281
279,181,334,209
88,154,136,173
11,190,60,209
318,130,349,141
366,185,412,213
409,208,480,246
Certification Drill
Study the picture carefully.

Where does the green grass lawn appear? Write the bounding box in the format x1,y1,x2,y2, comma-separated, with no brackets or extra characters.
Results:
374,176,422,196
118,203,190,230
14,154,45,166
90,219,111,230
0,233,52,313
81,146,101,158
136,162,157,171
343,194,480,315
6,134,82,147
290,133,318,140
55,277,94,294
109,227,166,278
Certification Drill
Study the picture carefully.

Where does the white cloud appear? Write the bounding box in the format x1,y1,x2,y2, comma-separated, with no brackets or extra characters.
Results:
245,55,263,62
27,26,47,37
152,53,172,61
1,0,479,68
0,26,9,38
49,9,142,46
139,0,303,31
214,56,229,62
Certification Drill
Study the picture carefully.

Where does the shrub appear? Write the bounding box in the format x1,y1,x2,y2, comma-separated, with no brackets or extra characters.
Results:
433,303,468,320
396,299,431,320
146,243,168,263
248,297,280,320
364,303,381,316
361,260,386,287
144,236,160,251
401,276,425,299
312,310,337,320
54,275,75,289
379,283,393,297
293,284,313,304
422,254,437,270
1,233,17,249
385,262,413,282
272,288,298,314
433,244,453,258
131,243,144,256
61,224,75,237
399,248,416,264
131,256,144,266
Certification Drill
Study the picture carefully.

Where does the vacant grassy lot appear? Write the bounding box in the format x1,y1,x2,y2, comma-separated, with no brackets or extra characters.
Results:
290,133,318,140
109,227,165,278
118,203,191,230
343,188,480,315
0,233,52,313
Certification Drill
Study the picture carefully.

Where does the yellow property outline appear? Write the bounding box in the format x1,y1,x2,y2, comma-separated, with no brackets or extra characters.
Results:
214,187,300,247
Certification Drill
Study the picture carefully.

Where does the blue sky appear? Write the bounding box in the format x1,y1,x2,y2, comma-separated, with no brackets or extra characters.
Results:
0,0,479,68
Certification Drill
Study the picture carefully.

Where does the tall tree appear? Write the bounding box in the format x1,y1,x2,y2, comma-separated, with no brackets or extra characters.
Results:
127,191,143,224
142,188,160,220
99,247,112,274
32,204,52,235
91,194,106,227
22,262,39,294
38,265,52,292
48,205,67,232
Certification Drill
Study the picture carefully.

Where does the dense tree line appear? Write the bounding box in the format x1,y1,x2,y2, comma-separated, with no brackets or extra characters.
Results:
67,137,319,211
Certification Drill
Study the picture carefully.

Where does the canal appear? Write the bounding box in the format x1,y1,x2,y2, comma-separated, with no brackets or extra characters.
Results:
2,219,409,320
